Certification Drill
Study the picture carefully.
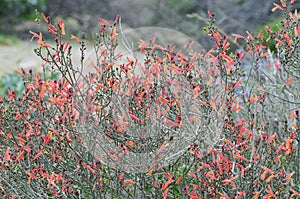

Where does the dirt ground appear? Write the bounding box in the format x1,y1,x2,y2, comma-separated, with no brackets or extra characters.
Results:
0,39,101,77
0,41,41,76
0,26,203,78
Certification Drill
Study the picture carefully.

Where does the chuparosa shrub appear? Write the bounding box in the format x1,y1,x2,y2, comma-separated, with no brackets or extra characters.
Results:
1,0,300,198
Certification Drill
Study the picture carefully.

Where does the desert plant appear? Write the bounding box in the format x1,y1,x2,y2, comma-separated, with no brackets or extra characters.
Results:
0,68,60,97
255,17,281,52
1,0,300,198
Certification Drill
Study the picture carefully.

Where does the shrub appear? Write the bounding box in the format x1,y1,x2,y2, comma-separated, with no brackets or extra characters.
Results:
0,0,46,26
255,17,281,52
1,0,300,198
0,32,18,46
0,68,60,97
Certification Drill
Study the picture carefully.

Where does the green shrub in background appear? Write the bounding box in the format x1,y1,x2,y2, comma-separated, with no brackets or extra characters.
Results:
0,33,18,45
0,0,47,26
0,72,24,96
255,17,281,52
0,68,60,96
167,0,197,14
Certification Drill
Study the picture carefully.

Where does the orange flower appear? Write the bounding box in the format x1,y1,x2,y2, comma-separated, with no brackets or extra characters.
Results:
210,97,217,110
15,150,26,162
30,32,54,48
118,173,125,183
41,13,50,23
170,64,183,74
163,188,169,199
272,3,283,12
284,171,295,186
265,185,276,198
3,147,11,162
290,188,300,197
70,34,81,43
290,110,297,121
84,164,96,175
280,0,287,7
98,18,111,26
294,26,298,38
58,19,65,35
126,140,136,147
39,42,54,49
138,40,149,51
222,175,238,190
129,113,140,122
206,171,217,180
175,175,183,184
285,75,293,86
234,153,250,162
33,150,44,161
285,137,294,155
164,118,179,127
232,100,244,113
162,172,174,190
266,174,275,183
104,62,114,72
26,171,37,185
124,180,136,187
14,112,22,120
29,31,41,41
110,25,117,40
213,32,222,45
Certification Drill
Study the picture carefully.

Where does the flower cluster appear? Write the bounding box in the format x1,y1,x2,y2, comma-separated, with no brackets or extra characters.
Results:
1,0,300,198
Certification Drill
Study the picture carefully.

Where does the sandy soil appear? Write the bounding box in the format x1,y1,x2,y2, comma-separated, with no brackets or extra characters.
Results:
0,41,41,76
0,26,203,78
0,40,101,77
0,39,136,78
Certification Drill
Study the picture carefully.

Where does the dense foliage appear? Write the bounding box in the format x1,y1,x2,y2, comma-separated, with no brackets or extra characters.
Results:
0,0,46,25
1,0,300,198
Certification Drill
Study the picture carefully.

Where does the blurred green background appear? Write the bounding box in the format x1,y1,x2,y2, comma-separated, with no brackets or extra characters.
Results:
0,0,291,46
